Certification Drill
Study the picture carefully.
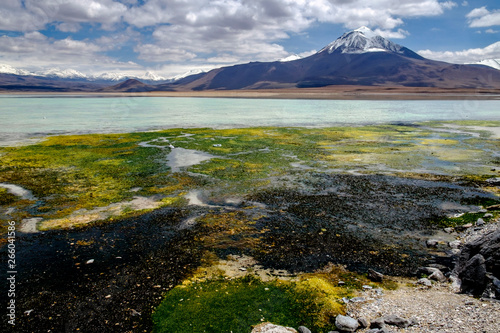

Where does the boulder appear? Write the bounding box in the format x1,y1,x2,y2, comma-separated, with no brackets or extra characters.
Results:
453,226,500,298
383,315,411,328
335,314,359,332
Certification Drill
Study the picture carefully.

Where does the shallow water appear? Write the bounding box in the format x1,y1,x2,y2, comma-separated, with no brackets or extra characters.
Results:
167,147,217,172
1,96,500,145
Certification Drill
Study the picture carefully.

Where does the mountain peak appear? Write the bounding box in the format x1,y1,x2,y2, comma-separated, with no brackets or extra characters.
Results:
320,27,405,55
353,26,378,38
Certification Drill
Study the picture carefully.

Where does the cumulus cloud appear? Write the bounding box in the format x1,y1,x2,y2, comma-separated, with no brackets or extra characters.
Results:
0,0,461,76
0,0,127,31
418,41,500,64
467,6,500,27
0,32,127,74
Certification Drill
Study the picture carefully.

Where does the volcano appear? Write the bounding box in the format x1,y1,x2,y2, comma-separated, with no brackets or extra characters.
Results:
162,26,500,91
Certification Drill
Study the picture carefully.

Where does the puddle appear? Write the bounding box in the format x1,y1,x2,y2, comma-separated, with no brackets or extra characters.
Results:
0,183,36,200
167,148,216,172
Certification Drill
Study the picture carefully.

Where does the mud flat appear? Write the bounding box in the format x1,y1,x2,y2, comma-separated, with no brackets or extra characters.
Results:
1,121,499,332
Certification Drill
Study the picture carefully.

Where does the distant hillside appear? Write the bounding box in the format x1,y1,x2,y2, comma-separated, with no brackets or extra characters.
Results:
99,79,156,92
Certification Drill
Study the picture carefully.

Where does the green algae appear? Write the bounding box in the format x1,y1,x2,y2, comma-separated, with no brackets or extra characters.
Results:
1,122,499,233
152,275,351,333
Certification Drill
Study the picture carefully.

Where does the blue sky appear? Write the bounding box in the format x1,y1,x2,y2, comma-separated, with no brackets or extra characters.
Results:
0,0,499,79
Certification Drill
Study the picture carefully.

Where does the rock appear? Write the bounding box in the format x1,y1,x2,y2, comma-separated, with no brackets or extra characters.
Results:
484,213,493,218
426,239,439,248
418,267,447,282
463,223,473,228
362,285,373,290
251,323,298,333
358,317,370,328
476,218,485,226
429,269,447,283
297,326,311,333
370,317,386,329
86,259,94,264
335,314,359,332
368,269,384,282
417,278,432,287
383,314,411,328
444,227,455,233
453,226,500,298
449,240,462,249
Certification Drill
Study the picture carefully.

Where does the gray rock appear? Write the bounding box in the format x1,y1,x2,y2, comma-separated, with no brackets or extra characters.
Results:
429,269,447,282
335,314,359,332
418,267,446,282
484,213,493,218
476,218,485,226
383,314,411,328
368,269,384,282
358,317,370,328
449,240,461,249
370,317,385,329
417,278,432,287
454,226,500,298
297,326,311,333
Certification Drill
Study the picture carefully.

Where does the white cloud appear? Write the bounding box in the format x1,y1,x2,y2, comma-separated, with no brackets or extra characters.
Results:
418,41,500,64
0,0,461,77
0,0,127,32
467,6,500,27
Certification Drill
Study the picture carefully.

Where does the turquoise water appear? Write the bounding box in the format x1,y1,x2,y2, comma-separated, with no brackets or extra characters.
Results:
0,95,499,145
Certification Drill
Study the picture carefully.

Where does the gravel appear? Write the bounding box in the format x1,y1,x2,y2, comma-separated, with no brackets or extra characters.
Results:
347,281,500,333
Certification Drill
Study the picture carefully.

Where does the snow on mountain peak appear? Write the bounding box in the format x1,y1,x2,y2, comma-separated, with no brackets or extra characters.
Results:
320,27,405,55
354,26,378,38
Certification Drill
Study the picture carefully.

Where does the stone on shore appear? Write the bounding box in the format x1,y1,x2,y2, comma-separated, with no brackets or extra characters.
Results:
453,226,500,298
335,314,359,332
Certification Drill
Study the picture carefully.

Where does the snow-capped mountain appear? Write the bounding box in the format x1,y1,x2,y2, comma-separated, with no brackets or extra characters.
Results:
0,64,32,76
320,26,407,55
170,69,206,81
0,64,168,82
474,59,500,70
39,68,87,79
279,54,302,62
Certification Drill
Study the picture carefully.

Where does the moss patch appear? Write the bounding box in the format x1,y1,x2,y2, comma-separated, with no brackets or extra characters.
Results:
152,275,350,333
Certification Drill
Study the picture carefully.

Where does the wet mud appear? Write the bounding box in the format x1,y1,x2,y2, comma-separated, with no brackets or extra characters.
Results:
0,208,203,332
1,173,498,332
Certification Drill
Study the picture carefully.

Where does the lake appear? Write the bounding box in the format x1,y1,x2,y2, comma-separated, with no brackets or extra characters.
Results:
1,95,499,146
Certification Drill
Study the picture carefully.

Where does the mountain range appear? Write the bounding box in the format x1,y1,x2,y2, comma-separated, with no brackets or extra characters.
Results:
1,27,500,92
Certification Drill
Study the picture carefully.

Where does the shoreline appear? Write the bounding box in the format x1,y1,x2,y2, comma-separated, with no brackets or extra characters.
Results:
2,85,500,100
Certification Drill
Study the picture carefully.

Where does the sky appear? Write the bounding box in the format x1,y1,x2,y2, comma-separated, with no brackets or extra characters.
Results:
0,0,499,79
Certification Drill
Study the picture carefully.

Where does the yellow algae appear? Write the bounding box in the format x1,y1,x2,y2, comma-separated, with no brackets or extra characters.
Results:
420,138,459,145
